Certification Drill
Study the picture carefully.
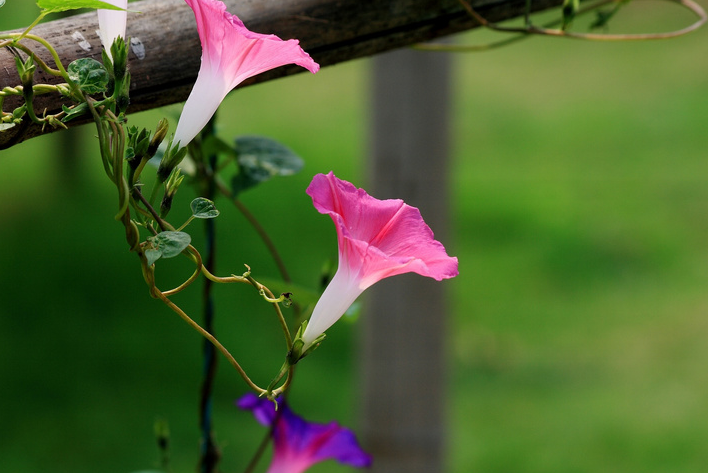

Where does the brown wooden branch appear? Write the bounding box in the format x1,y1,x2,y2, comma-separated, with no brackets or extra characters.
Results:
0,0,562,148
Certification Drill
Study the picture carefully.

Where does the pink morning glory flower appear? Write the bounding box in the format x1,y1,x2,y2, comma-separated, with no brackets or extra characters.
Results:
238,393,372,473
97,0,127,60
301,172,459,348
173,0,320,148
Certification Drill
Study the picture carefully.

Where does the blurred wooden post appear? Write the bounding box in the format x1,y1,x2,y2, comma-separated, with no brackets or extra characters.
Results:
362,47,451,472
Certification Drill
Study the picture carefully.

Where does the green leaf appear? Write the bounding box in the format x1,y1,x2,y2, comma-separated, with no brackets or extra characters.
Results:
67,58,109,94
37,0,125,12
190,198,220,219
145,248,162,267
231,135,304,195
145,231,191,265
236,135,304,178
61,102,88,123
153,231,191,259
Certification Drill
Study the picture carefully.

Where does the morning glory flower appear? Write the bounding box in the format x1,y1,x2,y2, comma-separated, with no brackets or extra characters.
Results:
173,0,320,148
97,0,127,60
301,172,458,348
238,393,372,473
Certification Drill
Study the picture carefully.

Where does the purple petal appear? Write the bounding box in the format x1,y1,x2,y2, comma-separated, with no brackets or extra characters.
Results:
236,392,276,426
238,394,372,472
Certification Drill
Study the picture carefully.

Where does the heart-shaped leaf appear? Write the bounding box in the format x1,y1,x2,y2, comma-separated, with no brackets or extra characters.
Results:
231,136,304,196
67,58,109,94
146,231,192,265
190,198,220,219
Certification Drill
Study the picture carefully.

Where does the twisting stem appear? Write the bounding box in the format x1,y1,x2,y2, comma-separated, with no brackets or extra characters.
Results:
83,82,293,463
22,33,72,77
87,94,261,396
1,41,63,76
153,289,266,395
244,272,293,350
131,186,175,232
455,0,707,41
161,266,200,296
197,262,292,349
15,12,49,42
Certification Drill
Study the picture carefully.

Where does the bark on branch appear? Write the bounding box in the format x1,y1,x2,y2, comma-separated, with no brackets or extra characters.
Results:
0,0,562,147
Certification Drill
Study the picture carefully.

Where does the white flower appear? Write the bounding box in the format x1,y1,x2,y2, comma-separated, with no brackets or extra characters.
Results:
97,0,128,61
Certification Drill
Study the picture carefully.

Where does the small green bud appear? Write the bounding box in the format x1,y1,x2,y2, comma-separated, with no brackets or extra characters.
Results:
165,167,185,198
12,105,26,120
110,36,129,82
55,83,72,98
14,56,36,89
287,321,326,365
45,115,67,129
126,125,139,143
128,126,148,147
127,126,149,149
148,118,170,158
126,126,151,170
287,338,305,365
160,168,184,216
101,48,114,77
157,143,187,183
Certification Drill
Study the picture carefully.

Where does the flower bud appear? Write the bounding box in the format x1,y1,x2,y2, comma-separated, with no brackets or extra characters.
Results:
126,126,151,170
160,168,185,216
157,143,187,183
110,36,129,81
45,115,67,129
148,118,169,158
287,321,326,365
14,56,36,90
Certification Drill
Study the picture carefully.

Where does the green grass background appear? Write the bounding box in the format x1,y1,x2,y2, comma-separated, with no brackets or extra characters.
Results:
2,1,708,472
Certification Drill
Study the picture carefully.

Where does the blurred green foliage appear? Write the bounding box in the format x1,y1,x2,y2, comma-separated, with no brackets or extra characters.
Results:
2,1,708,472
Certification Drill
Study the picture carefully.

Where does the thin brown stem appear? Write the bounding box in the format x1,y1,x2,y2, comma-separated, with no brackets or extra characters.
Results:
131,186,175,232
244,273,293,350
153,289,267,395
456,0,706,41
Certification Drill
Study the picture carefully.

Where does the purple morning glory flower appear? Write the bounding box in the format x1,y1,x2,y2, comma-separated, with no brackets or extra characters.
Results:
238,393,372,473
